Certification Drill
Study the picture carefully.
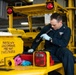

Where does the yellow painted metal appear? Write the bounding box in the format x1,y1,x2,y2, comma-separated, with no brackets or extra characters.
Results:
11,1,67,32
22,32,40,49
5,56,15,66
22,32,39,39
0,51,64,75
8,14,13,28
28,16,33,32
74,64,76,75
0,36,23,65
0,63,63,75
13,3,54,16
66,0,75,53
6,0,76,75
8,28,25,35
13,1,67,16
74,54,76,57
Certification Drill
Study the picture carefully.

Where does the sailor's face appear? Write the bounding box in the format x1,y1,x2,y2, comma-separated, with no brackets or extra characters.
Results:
50,19,62,30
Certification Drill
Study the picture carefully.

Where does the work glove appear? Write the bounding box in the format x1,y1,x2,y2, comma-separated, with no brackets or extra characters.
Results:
28,49,34,53
40,33,51,41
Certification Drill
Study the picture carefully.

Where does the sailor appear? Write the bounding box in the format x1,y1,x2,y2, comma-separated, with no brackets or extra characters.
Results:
28,13,74,75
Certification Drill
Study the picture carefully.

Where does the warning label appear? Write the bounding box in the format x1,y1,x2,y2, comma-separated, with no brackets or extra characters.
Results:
1,41,15,54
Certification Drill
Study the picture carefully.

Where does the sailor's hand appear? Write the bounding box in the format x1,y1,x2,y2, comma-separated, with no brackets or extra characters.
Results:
28,49,34,53
40,33,51,41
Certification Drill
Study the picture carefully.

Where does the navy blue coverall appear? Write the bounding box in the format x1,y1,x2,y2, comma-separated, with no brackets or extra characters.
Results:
31,24,74,75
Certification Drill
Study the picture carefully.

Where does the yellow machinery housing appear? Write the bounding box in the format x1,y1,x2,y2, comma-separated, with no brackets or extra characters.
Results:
0,0,76,75
0,35,23,66
0,51,64,75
